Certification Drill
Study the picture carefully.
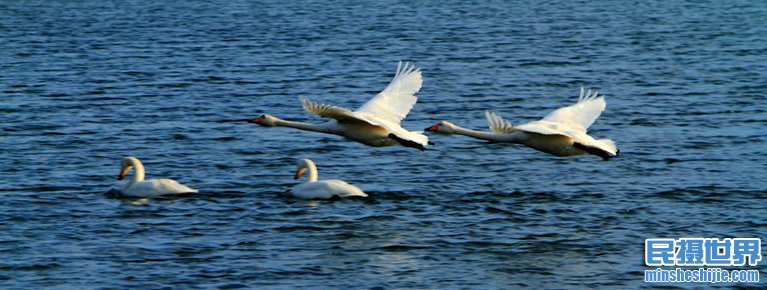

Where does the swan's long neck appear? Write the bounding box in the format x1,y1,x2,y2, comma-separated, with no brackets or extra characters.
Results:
132,162,145,182
123,158,145,192
449,125,523,142
129,158,145,182
304,159,318,182
274,118,336,134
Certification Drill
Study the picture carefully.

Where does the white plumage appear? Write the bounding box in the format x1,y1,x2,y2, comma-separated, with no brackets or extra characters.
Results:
355,61,422,123
291,158,367,199
250,62,430,151
427,87,618,160
116,156,198,197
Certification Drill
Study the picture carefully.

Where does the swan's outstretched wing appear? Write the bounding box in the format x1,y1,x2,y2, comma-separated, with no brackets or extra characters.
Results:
355,61,423,124
485,110,578,138
538,87,606,132
485,111,515,134
301,98,359,122
301,98,429,145
514,119,581,138
302,97,389,126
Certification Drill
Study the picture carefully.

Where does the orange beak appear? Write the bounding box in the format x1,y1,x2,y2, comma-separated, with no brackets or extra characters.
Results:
425,123,440,132
117,169,127,180
248,116,263,123
294,168,306,180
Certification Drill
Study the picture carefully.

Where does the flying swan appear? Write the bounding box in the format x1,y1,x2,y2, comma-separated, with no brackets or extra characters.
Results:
116,156,198,197
425,87,619,160
291,158,367,199
249,62,431,151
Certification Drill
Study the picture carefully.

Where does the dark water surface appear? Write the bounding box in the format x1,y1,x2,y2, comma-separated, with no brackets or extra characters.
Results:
2,1,766,288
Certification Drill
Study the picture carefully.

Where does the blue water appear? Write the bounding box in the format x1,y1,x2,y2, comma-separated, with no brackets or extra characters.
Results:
2,1,766,288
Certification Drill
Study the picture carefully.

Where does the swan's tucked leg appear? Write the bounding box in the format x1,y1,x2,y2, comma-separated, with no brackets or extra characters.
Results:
573,142,612,161
387,133,426,151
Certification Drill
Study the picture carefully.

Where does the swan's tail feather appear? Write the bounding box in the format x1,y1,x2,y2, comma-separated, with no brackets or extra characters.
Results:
485,111,515,134
596,138,618,155
408,130,430,146
574,138,618,160
389,133,427,151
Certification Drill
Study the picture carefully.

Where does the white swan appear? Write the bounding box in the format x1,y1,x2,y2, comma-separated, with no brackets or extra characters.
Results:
116,156,198,197
249,61,431,151
291,158,367,199
426,87,619,160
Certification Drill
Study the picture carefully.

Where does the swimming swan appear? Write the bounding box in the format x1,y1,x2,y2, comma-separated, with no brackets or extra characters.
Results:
116,156,198,197
291,158,367,199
